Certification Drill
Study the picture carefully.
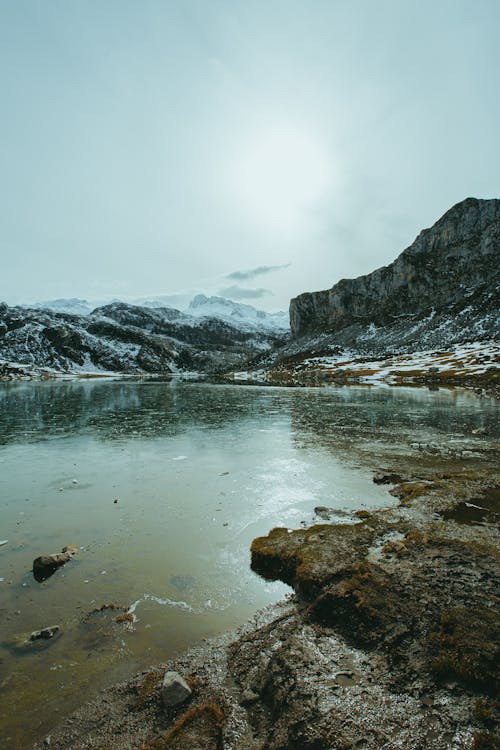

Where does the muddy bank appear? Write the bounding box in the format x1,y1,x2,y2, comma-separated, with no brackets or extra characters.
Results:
31,443,499,750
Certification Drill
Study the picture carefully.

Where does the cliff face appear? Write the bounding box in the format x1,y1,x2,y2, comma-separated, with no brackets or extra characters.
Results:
289,198,499,338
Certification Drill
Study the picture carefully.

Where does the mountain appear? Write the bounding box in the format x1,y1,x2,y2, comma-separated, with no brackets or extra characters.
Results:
288,197,499,351
187,294,289,332
23,298,94,316
0,299,289,377
3,198,497,381
22,294,290,333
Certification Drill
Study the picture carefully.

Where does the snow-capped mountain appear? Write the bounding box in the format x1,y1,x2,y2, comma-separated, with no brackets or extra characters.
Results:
187,294,289,332
21,294,290,334
22,298,94,316
0,298,289,376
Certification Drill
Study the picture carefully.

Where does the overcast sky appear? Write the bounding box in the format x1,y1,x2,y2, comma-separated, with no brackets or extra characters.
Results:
1,0,498,311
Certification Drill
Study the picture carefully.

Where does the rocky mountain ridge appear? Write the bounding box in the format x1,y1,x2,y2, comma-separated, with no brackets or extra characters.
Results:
22,294,290,333
289,197,499,350
0,300,288,376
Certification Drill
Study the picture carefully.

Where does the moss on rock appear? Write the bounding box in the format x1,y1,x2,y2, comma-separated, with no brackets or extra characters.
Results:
250,523,376,598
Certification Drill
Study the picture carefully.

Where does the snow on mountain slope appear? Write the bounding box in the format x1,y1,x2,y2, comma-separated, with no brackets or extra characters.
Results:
21,294,290,335
22,298,94,316
0,298,289,377
232,340,500,389
187,294,289,332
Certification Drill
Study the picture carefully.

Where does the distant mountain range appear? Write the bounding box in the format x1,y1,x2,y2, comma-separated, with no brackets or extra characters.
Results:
21,294,289,333
1,198,498,380
0,296,289,376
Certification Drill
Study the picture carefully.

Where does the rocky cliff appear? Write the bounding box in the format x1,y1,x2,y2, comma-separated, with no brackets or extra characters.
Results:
289,198,499,345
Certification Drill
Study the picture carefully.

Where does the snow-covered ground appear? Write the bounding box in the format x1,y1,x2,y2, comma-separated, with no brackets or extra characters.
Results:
233,340,500,386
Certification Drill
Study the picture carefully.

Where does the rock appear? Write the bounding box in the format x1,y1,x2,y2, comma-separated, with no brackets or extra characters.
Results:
314,506,334,520
161,670,192,708
62,544,78,555
240,688,259,705
29,625,61,641
288,198,499,349
373,471,403,485
33,552,71,572
7,625,62,652
33,545,77,580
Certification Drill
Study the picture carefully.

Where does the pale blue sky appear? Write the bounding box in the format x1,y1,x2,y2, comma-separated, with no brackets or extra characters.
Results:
1,0,498,310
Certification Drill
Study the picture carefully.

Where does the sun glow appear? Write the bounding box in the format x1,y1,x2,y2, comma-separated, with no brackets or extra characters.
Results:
234,124,331,233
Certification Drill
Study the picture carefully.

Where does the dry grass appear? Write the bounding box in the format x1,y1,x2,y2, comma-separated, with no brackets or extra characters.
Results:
144,702,225,749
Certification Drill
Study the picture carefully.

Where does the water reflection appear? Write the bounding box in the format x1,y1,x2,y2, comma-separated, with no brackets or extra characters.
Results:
1,381,497,449
289,386,499,452
0,380,267,444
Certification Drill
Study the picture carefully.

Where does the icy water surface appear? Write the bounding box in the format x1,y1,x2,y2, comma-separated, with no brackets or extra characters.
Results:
0,380,498,748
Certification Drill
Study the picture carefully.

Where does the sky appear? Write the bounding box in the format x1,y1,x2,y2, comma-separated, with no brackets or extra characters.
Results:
1,0,499,311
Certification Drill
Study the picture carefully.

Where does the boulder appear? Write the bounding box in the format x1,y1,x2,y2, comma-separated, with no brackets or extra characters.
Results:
161,671,192,708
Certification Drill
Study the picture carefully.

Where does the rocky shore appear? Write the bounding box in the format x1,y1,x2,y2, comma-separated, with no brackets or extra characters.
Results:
33,432,499,750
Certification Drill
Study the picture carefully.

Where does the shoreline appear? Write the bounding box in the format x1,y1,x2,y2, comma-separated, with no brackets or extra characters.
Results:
31,442,499,749
1,355,499,398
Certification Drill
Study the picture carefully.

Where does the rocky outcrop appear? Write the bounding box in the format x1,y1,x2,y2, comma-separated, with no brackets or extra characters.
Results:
290,198,499,343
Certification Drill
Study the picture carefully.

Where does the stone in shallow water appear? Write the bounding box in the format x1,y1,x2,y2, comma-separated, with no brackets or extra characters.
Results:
32,553,71,581
29,625,61,641
32,545,78,581
161,671,192,708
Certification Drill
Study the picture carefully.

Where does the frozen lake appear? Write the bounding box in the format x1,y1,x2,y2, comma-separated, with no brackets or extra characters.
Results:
0,379,497,747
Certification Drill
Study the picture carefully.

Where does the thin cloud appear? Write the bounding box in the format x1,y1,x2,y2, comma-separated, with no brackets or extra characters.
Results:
218,285,273,300
226,262,291,282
